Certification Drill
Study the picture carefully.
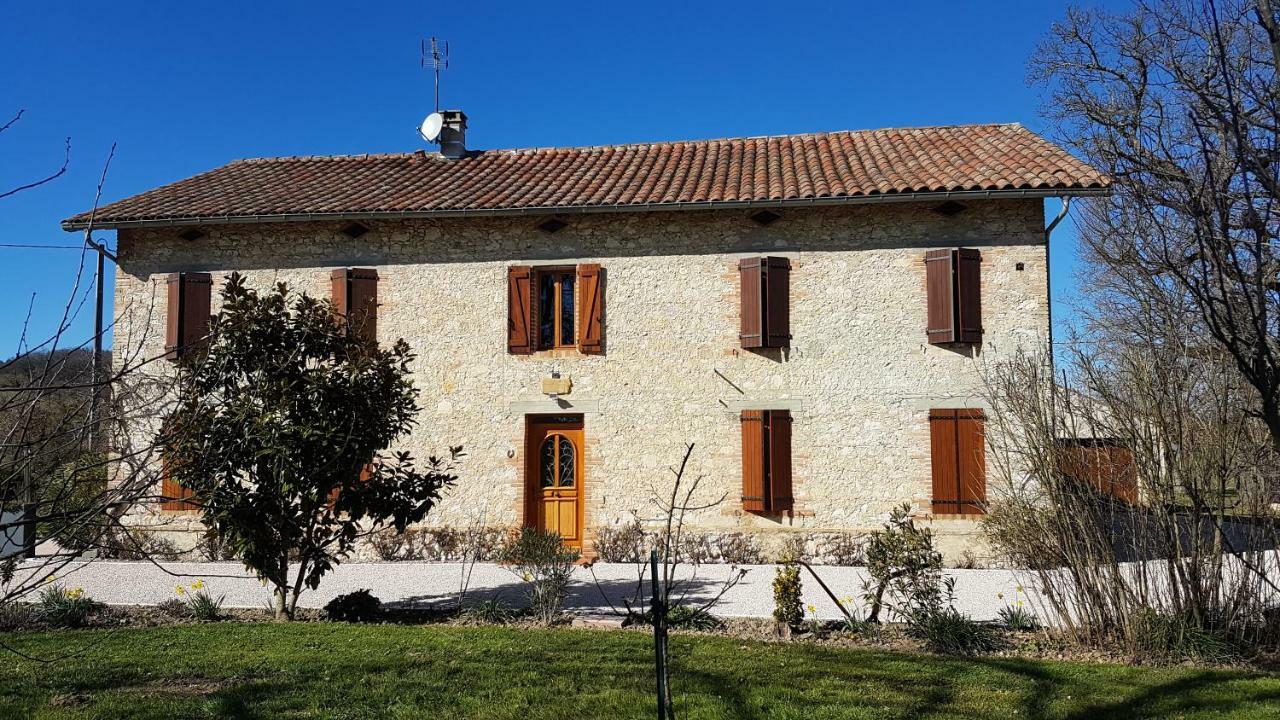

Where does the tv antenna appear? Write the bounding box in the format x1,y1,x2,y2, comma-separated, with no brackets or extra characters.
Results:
421,36,449,113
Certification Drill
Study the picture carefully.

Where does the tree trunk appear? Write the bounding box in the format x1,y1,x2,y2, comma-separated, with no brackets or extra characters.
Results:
273,584,289,621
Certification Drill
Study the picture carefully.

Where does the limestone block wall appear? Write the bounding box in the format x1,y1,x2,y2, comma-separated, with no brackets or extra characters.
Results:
110,199,1048,560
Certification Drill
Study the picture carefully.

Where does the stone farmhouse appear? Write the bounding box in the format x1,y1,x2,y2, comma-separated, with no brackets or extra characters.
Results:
63,116,1109,561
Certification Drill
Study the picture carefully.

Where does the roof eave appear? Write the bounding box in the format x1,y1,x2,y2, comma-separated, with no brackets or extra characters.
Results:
60,185,1112,231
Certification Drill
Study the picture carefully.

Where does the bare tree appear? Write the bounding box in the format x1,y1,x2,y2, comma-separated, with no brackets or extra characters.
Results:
0,110,192,612
1035,0,1280,449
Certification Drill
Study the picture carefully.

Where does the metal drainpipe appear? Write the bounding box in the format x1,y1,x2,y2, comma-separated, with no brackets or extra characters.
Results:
1043,196,1072,365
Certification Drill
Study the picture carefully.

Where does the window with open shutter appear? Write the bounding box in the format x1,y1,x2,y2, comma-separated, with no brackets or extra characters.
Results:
165,272,212,362
739,257,791,349
925,249,982,345
509,264,607,355
331,268,378,344
741,409,794,513
928,409,986,515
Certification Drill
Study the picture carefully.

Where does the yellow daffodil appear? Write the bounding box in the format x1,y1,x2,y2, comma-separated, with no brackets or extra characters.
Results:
1016,586,1024,592
192,579,204,590
807,604,816,614
176,586,186,595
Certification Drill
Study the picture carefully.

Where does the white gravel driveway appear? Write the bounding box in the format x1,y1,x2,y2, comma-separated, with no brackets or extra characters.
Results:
16,559,1038,622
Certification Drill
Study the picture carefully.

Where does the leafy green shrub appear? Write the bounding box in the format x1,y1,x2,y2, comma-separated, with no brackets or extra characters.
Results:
463,597,513,624
772,564,804,629
499,527,579,624
909,607,1002,655
998,604,1038,631
36,585,100,628
1130,610,1239,663
862,504,945,623
324,589,383,623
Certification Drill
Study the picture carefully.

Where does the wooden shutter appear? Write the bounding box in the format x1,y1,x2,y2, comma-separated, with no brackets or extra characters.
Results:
331,268,378,344
740,410,767,512
956,249,983,343
763,257,791,348
925,249,982,345
739,258,764,348
925,250,956,345
159,424,197,512
956,410,986,514
929,409,986,515
1057,440,1137,504
767,409,793,512
507,266,534,354
165,272,211,361
577,263,604,354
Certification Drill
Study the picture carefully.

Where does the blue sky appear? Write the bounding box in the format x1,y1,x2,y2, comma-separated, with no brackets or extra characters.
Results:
0,1,1121,353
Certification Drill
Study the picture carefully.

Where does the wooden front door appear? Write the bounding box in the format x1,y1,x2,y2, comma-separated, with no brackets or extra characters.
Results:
526,416,584,549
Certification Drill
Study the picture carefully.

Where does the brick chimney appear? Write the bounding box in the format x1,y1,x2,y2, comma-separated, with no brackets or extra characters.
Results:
439,110,468,159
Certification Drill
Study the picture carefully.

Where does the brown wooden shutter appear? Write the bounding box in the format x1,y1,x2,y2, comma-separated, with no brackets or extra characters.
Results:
763,257,791,348
1057,440,1137,504
929,408,986,515
767,409,793,512
507,266,534,354
165,272,212,362
740,410,767,512
956,409,986,514
577,263,604,354
331,268,379,344
739,258,764,348
925,250,956,345
159,424,198,512
955,249,983,343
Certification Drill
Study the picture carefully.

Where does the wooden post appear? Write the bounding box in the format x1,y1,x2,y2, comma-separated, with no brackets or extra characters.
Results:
650,549,671,720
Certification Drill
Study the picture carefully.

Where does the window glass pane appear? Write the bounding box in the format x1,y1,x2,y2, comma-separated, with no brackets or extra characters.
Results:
538,273,555,350
540,437,556,488
560,273,575,347
558,436,575,487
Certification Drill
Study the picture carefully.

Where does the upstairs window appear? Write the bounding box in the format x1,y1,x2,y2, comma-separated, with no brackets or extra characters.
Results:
508,264,604,354
925,248,982,345
331,268,379,344
538,268,576,349
165,272,212,362
739,257,791,349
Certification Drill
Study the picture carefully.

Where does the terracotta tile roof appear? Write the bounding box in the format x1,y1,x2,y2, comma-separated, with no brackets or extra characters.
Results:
62,123,1109,229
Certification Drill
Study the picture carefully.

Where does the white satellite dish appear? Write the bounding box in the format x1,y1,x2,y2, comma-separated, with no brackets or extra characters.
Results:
418,112,444,143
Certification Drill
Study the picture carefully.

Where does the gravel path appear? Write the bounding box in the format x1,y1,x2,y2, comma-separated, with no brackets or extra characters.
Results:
16,559,1039,622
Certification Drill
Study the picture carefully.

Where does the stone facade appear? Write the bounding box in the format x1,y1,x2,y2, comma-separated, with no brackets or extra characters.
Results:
111,198,1049,562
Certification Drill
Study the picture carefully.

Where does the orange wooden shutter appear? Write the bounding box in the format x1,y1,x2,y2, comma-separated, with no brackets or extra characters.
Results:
159,425,198,512
929,409,986,515
956,409,986,514
929,409,960,513
577,263,604,354
165,272,212,362
741,410,767,512
763,257,791,348
507,266,534,354
1057,441,1137,504
739,258,764,348
767,409,793,512
925,250,956,345
955,249,983,344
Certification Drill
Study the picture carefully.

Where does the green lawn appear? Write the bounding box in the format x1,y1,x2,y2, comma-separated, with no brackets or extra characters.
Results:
0,623,1276,719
